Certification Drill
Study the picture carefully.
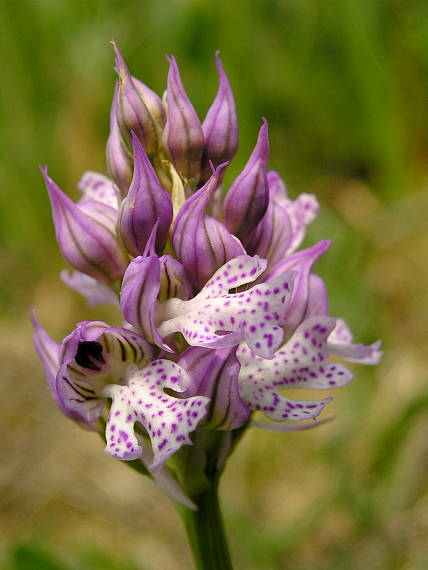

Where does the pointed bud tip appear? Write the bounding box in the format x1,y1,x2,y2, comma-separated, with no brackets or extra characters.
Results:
111,41,130,81
39,164,48,179
319,239,332,252
142,219,159,257
165,54,176,66
209,159,229,178
214,50,224,72
259,118,269,137
40,167,62,200
30,308,39,328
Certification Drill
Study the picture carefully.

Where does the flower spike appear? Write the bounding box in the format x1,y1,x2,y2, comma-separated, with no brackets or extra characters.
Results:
163,55,205,186
119,132,173,256
201,52,238,182
33,47,383,509
223,120,270,243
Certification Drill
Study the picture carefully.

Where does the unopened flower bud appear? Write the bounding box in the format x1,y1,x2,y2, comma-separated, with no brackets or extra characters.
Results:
201,52,238,183
42,167,128,284
132,76,166,129
163,55,204,187
106,82,133,196
120,254,171,351
223,120,270,242
172,163,245,290
119,132,173,256
113,42,160,155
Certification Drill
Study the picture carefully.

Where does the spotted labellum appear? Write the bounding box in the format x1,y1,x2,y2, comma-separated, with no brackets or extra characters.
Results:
33,45,382,523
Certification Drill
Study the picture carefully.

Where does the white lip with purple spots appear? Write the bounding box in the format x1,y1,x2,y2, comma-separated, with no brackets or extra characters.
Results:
102,360,209,472
158,255,297,358
237,316,354,422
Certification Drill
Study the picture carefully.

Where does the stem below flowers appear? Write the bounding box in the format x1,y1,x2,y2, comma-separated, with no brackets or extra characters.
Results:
180,473,233,570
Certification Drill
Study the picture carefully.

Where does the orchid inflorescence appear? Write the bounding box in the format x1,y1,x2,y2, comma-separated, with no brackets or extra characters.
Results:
33,44,381,510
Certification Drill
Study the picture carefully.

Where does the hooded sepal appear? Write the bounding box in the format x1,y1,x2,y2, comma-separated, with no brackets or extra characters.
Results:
118,132,173,256
56,321,154,423
172,163,245,291
32,311,61,404
201,52,238,182
178,347,250,430
158,255,297,359
120,254,171,351
237,316,354,422
32,313,104,431
223,120,269,243
41,167,128,284
102,359,209,472
163,55,204,186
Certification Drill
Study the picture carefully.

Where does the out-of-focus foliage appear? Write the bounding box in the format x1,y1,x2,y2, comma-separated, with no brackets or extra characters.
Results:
1,1,427,569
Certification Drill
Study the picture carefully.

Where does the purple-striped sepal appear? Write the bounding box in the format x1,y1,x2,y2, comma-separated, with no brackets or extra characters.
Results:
178,347,250,430
200,53,238,182
163,55,204,187
118,132,173,256
42,167,128,284
172,163,245,291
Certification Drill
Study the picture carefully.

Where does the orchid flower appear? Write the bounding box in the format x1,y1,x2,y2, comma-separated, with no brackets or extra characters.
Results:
121,251,297,359
33,317,208,472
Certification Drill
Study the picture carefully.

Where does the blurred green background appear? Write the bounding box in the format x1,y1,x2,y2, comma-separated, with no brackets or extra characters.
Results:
1,1,428,568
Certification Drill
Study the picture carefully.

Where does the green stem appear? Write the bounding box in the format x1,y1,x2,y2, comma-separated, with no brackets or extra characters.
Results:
179,474,233,570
